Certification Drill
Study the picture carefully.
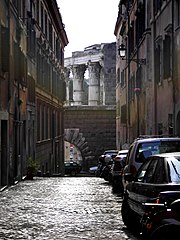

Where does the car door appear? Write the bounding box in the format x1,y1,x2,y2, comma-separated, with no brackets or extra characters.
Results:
127,158,159,217
126,160,152,216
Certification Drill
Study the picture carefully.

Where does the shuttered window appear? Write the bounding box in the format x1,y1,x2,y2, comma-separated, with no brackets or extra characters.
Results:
163,35,171,79
155,44,161,84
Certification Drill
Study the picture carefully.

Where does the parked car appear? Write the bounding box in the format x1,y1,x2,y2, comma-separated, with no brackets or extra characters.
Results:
121,152,180,237
115,149,129,161
64,161,82,176
96,149,118,177
100,150,118,181
103,149,118,164
110,149,128,191
89,166,98,175
103,149,118,156
123,137,180,188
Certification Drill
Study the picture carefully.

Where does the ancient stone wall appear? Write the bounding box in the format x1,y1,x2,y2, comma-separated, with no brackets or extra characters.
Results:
64,106,116,170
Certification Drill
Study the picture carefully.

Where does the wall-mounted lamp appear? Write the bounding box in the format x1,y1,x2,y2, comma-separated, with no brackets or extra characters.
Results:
118,43,146,65
118,43,126,58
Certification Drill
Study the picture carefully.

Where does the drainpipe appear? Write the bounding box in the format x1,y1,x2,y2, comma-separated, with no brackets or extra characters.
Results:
127,0,130,142
7,0,11,185
152,2,157,135
172,0,175,135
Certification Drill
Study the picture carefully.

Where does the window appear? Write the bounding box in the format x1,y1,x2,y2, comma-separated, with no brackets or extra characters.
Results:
169,158,180,182
129,74,135,101
121,105,127,124
14,42,27,85
136,160,151,182
45,12,48,37
56,38,61,60
143,159,158,183
117,68,120,84
41,3,44,32
163,35,171,79
49,22,53,48
41,105,45,140
158,123,163,135
136,66,142,92
37,103,40,141
121,69,125,87
153,159,167,183
54,32,56,53
0,26,9,73
27,17,36,57
36,0,40,23
12,0,18,8
135,1,145,46
129,21,134,55
27,1,36,58
168,114,173,135
155,41,162,84
154,0,163,15
175,0,180,28
116,100,120,117
27,76,35,103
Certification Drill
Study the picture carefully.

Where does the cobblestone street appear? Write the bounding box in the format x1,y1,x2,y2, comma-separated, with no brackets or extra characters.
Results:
0,177,139,240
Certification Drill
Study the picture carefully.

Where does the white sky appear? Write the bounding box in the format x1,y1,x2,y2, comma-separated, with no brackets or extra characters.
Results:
57,0,119,58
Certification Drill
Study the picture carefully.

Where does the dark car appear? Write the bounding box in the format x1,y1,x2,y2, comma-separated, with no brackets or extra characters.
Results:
64,161,82,176
110,150,128,191
96,149,118,177
122,137,180,188
121,152,180,237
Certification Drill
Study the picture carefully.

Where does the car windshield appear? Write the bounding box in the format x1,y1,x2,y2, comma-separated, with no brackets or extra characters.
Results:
136,140,180,163
168,157,180,182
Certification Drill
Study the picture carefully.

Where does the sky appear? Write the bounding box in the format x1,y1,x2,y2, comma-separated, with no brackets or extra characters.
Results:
57,0,120,58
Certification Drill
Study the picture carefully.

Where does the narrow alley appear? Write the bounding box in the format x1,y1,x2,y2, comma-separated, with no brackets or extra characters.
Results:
0,177,139,240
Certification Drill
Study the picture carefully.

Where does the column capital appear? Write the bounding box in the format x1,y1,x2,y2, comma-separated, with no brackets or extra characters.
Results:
72,64,87,79
87,61,101,79
64,67,70,77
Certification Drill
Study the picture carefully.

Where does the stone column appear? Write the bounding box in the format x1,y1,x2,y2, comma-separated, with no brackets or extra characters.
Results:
64,68,70,105
72,64,86,105
88,61,101,106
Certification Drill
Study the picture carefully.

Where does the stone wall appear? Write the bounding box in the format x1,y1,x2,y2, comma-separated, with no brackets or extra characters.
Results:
64,106,116,170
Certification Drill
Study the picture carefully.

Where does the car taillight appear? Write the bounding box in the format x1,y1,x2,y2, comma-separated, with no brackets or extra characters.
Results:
130,165,137,176
156,198,160,204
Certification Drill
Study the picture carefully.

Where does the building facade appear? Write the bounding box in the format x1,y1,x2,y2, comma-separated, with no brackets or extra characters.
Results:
115,0,180,148
0,0,68,188
34,0,68,176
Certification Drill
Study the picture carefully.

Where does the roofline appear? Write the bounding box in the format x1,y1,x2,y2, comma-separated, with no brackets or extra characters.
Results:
45,0,69,47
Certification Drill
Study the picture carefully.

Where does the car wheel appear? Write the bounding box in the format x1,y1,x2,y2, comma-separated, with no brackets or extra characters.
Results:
70,170,76,176
121,198,140,233
150,224,180,240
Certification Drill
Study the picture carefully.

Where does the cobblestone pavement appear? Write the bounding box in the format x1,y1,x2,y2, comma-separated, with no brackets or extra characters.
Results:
0,177,140,240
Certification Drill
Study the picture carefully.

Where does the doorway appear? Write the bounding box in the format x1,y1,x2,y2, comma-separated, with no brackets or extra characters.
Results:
1,120,7,186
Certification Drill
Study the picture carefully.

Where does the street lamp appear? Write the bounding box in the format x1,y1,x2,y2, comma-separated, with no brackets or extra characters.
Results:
118,43,126,59
118,43,146,65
